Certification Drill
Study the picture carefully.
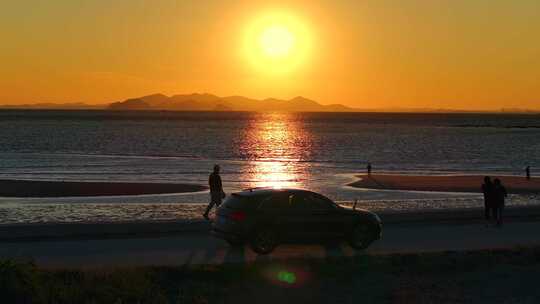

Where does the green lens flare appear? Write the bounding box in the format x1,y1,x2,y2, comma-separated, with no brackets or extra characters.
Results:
277,271,296,284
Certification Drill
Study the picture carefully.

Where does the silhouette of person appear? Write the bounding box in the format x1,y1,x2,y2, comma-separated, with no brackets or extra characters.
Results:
492,178,507,227
203,164,225,220
481,176,493,225
367,163,372,175
526,166,531,180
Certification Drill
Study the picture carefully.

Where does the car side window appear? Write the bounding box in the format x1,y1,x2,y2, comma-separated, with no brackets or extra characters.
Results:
290,193,334,212
259,194,290,211
290,193,336,212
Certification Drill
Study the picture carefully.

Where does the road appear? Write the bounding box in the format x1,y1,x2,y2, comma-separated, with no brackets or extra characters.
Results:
2,221,540,268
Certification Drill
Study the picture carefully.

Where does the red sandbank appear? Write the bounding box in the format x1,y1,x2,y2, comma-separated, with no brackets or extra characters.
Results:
0,179,207,198
348,174,540,194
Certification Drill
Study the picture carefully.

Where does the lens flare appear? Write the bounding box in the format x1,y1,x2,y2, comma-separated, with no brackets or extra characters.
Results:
261,265,308,288
277,270,297,284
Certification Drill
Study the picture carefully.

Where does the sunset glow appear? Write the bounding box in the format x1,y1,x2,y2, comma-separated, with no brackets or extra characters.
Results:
4,1,540,297
0,1,539,110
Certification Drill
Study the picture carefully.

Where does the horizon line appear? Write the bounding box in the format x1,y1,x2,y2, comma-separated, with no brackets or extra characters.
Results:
1,92,539,113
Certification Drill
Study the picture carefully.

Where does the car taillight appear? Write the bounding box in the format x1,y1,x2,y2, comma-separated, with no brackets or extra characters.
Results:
230,211,246,222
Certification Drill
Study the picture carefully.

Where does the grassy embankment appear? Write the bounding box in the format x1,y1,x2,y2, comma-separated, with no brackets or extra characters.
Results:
2,247,540,303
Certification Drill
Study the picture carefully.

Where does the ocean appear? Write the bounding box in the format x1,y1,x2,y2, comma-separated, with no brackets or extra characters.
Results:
1,110,539,223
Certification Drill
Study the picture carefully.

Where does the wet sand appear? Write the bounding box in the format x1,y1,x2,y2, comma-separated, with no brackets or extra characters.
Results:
0,179,207,197
349,174,540,194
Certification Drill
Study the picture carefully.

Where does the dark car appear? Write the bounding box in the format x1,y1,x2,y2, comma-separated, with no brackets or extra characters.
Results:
212,188,382,254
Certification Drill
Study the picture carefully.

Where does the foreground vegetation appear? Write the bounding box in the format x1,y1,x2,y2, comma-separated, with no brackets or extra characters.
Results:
2,247,540,304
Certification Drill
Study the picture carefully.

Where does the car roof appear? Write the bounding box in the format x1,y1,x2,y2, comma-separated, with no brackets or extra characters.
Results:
233,187,312,198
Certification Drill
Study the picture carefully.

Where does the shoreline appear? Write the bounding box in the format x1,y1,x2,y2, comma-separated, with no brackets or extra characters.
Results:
0,179,207,198
348,174,540,194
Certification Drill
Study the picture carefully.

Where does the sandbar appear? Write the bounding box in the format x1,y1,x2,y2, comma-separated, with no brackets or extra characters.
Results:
348,174,540,194
0,179,207,197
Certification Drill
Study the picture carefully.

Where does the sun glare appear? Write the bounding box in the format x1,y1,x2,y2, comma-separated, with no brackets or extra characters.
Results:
239,113,312,189
259,25,296,58
244,12,312,74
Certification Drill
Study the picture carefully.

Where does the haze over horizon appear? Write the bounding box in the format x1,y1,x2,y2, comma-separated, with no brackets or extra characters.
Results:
2,92,539,113
1,0,539,110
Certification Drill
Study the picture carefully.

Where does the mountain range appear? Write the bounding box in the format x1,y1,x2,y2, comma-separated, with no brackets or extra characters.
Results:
1,94,539,113
108,93,353,112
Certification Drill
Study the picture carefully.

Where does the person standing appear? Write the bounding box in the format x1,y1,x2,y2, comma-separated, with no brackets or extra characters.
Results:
526,166,531,180
367,162,372,175
492,178,507,227
203,164,225,220
481,176,493,225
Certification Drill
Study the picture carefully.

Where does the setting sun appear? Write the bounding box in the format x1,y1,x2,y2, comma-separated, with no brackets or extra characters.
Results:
243,12,313,75
258,25,295,58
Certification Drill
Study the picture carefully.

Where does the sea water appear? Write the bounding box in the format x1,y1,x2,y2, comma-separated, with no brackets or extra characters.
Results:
1,110,539,223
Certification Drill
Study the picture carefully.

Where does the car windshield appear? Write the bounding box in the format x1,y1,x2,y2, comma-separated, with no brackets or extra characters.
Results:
311,193,338,209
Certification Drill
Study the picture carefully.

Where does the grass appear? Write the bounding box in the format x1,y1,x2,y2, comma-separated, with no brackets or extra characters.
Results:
2,247,540,303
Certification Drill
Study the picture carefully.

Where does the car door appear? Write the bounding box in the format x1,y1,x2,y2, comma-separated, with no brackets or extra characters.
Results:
279,192,340,241
283,193,314,240
256,193,294,239
306,193,346,238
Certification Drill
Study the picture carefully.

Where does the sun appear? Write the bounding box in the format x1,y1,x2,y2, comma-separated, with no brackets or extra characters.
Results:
258,25,296,58
243,12,312,74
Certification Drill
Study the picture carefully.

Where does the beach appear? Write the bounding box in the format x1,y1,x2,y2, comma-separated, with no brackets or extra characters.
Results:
0,179,207,197
349,174,540,194
3,111,540,204
2,111,540,224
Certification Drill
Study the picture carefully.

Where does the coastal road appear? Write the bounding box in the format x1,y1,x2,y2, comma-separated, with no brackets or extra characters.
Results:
2,221,540,268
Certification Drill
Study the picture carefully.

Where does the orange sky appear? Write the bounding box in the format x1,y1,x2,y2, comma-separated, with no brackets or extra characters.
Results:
1,0,539,110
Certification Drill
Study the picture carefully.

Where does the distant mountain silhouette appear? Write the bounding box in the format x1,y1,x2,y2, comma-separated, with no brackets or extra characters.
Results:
108,93,354,112
3,95,539,113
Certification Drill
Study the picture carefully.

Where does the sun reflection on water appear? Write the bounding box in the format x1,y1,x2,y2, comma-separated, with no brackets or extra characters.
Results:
238,112,312,189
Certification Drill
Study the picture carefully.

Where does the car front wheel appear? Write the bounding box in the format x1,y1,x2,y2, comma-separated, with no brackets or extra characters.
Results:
348,223,374,250
250,229,278,254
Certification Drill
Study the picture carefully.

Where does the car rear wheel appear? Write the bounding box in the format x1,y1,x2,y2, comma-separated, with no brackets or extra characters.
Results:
250,229,278,254
348,223,373,250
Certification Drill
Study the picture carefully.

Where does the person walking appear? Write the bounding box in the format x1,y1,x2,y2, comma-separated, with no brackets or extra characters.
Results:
526,166,531,180
492,178,507,227
367,162,372,175
481,176,493,226
203,164,225,220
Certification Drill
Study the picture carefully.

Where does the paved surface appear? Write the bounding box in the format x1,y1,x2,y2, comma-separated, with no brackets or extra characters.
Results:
2,221,540,268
